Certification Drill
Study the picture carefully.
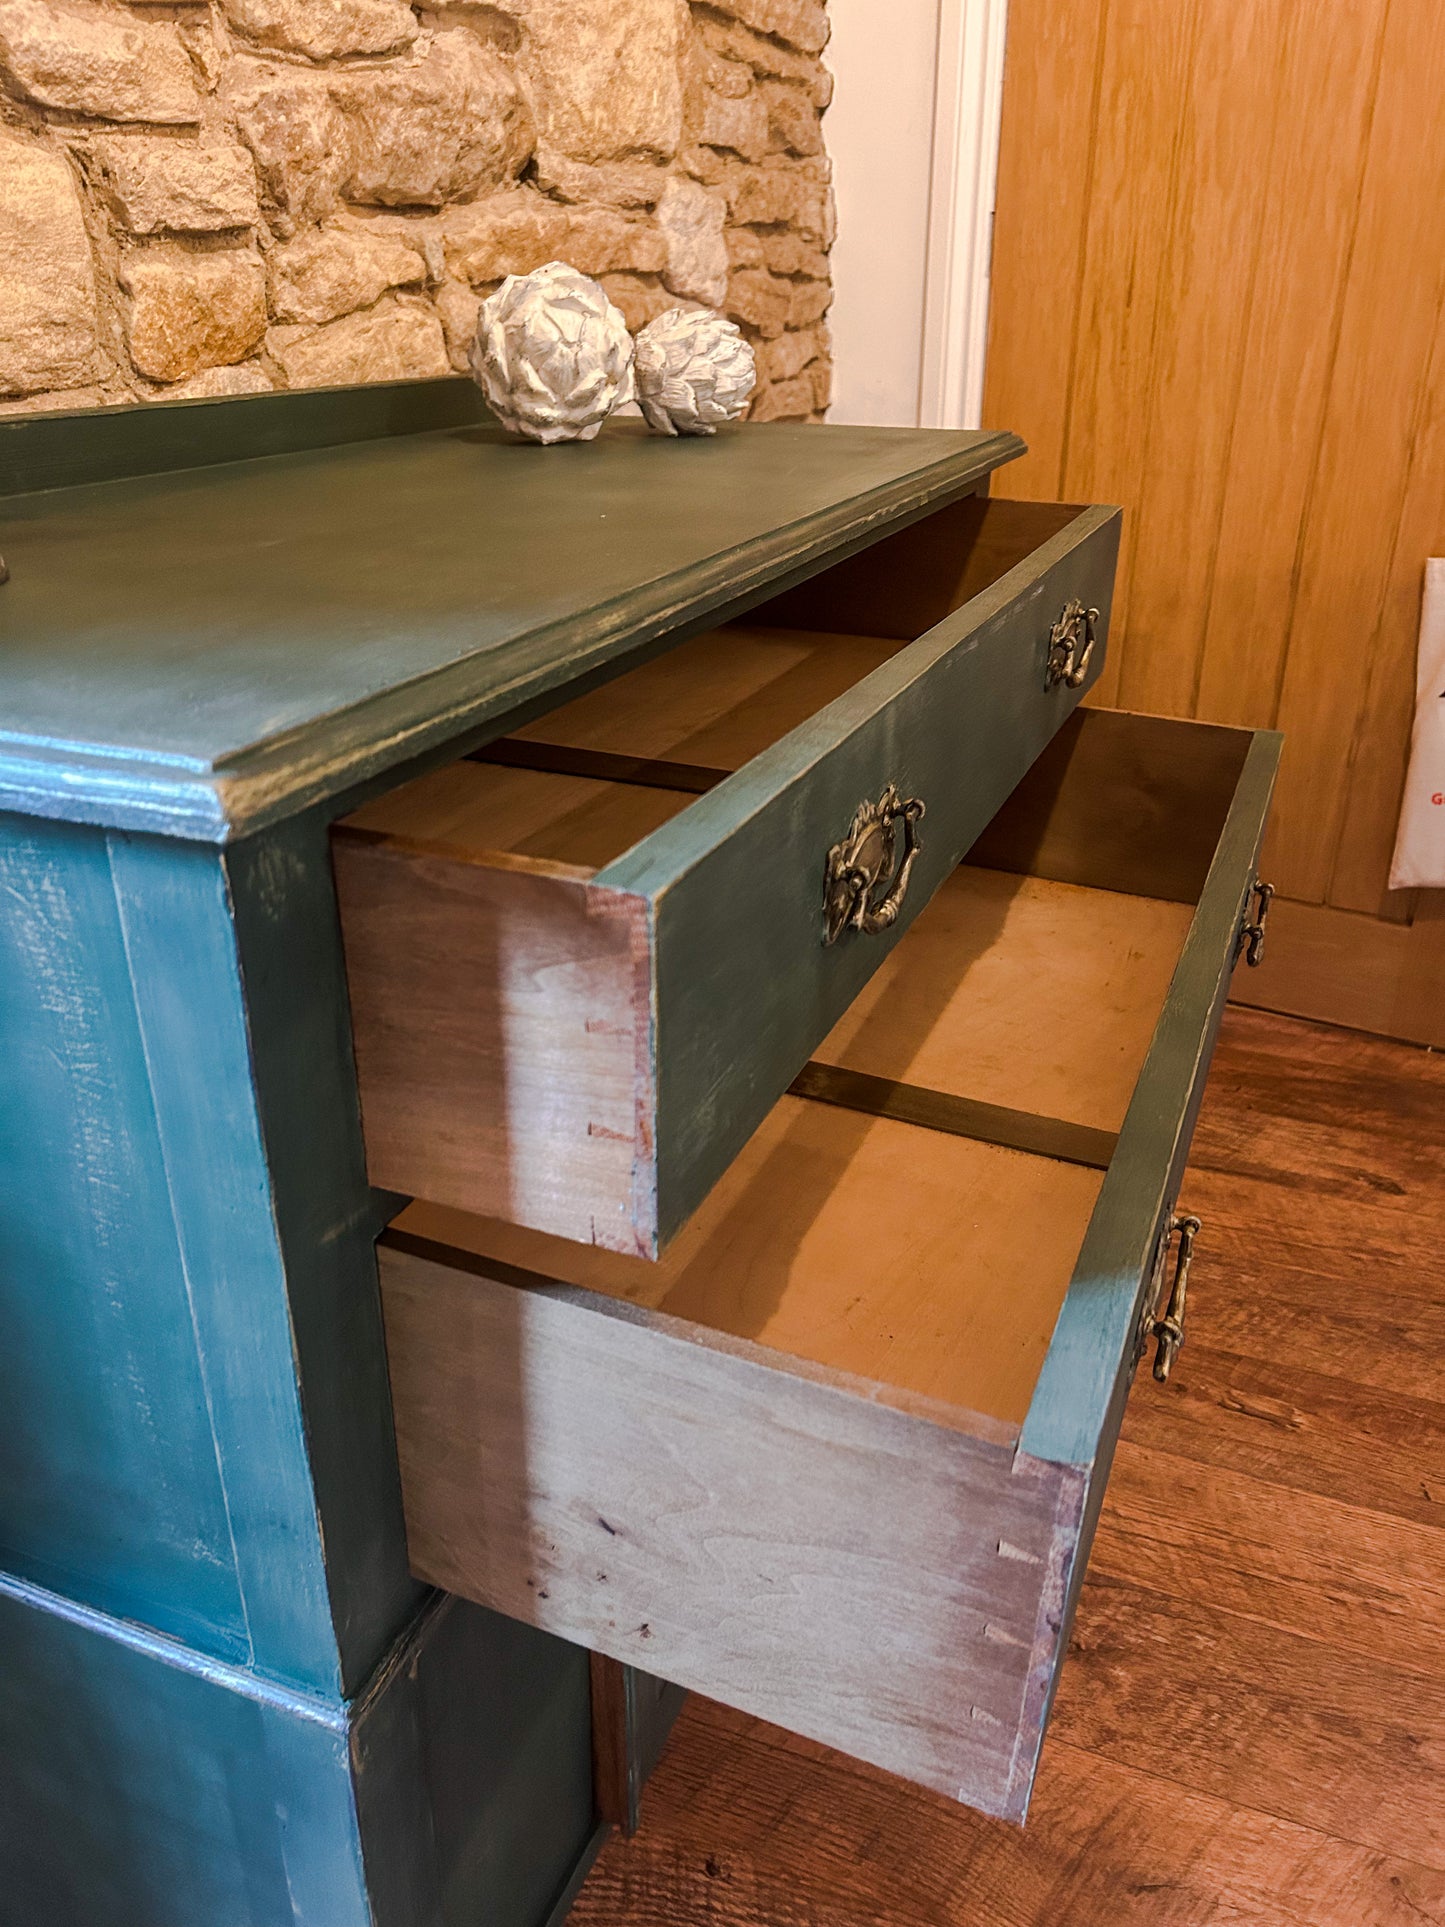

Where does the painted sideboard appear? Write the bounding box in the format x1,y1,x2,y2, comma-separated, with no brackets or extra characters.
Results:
0,381,1038,1925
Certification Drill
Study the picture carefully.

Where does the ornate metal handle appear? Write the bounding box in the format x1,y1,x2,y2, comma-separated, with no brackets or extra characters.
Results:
823,783,925,945
1137,1212,1200,1383
1045,598,1099,690
1236,880,1274,968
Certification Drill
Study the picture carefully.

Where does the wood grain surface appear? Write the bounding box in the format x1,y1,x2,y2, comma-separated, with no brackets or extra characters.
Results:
568,1006,1445,1924
332,831,657,1253
391,1090,1102,1424
985,0,1445,1046
378,1222,1084,1816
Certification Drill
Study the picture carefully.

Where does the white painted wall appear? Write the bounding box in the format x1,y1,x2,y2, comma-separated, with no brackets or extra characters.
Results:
824,0,1008,431
823,0,941,427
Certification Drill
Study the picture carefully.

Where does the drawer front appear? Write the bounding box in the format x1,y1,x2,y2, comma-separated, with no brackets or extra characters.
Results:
336,502,1121,1258
380,1233,1085,1818
375,710,1281,1820
1004,717,1283,1764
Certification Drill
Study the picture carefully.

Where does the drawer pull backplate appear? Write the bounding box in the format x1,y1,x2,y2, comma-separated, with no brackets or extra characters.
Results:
1045,598,1099,689
1237,879,1274,967
1138,1212,1200,1383
823,784,926,945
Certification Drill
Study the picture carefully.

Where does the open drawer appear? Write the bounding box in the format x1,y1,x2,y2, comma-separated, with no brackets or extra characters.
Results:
333,496,1121,1258
376,708,1281,1820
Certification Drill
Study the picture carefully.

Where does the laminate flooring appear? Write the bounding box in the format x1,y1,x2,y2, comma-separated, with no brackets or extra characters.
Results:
568,1008,1445,1927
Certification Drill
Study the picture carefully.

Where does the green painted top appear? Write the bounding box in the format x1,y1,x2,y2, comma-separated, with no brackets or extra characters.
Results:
0,379,1023,841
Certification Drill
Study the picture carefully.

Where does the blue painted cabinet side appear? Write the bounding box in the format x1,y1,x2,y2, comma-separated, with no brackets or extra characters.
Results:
0,1583,370,1927
0,811,249,1658
0,1577,596,1927
353,1599,595,1927
219,814,600,1915
221,815,423,1691
0,804,600,1922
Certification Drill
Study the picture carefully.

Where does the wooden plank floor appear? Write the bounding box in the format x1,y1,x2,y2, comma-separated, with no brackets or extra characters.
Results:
569,1008,1445,1926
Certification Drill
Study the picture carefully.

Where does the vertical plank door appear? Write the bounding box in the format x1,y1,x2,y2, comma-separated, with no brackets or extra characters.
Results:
984,0,1445,1047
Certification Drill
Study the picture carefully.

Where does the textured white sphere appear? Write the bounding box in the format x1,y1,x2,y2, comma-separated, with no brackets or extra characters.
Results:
633,307,756,437
469,261,634,445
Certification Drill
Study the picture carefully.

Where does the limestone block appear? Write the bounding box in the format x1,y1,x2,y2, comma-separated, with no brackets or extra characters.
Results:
757,321,826,384
678,142,732,190
268,300,451,387
655,175,727,306
437,0,521,50
710,0,827,56
335,31,532,207
696,85,769,161
597,270,674,331
120,247,267,382
533,146,666,209
0,131,99,397
176,11,224,89
759,229,828,279
510,0,685,165
89,137,260,234
433,276,481,371
726,265,788,337
727,160,832,242
229,67,353,232
223,0,417,61
786,277,830,329
0,384,109,414
761,79,823,157
0,0,201,122
695,14,832,104
724,226,764,271
270,226,426,326
748,369,813,420
697,45,751,98
164,361,273,397
443,188,665,285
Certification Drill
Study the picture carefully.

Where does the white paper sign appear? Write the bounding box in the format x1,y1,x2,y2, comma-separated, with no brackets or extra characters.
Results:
1389,558,1445,889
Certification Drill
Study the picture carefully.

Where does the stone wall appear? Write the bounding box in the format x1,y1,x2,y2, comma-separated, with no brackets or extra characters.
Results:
0,0,833,417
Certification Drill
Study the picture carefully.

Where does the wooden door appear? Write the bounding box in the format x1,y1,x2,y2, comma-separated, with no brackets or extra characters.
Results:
983,0,1445,1046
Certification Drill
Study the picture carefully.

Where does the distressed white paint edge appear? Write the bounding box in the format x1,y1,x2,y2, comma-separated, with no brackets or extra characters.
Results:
918,0,1010,430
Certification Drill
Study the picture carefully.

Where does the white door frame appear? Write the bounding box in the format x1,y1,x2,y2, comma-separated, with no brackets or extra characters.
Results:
917,0,1010,430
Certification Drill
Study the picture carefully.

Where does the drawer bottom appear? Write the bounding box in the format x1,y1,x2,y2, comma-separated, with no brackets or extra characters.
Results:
393,864,1192,1427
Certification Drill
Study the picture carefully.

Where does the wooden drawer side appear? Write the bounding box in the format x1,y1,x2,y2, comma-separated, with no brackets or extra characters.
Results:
333,833,657,1254
1006,722,1282,1795
1020,721,1283,1471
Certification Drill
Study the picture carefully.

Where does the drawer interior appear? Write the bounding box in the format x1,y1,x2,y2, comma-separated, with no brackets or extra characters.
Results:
378,705,1276,1818
341,498,1089,875
397,868,1187,1427
335,496,1121,1259
389,707,1243,1431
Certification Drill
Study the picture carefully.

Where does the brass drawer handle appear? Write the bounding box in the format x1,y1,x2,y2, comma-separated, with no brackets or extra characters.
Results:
1237,879,1274,967
1045,598,1099,690
823,783,925,945
1138,1212,1200,1383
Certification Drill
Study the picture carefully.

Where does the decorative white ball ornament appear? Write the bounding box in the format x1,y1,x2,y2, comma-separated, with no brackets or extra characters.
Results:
468,261,634,444
633,307,756,437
